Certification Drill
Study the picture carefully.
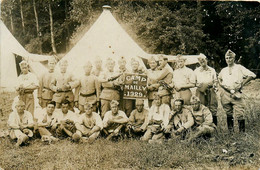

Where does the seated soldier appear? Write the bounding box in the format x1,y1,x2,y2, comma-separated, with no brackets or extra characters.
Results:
126,99,149,138
165,98,194,140
72,103,103,143
8,100,34,147
141,94,170,143
187,96,216,142
103,100,128,140
55,99,78,138
35,101,59,143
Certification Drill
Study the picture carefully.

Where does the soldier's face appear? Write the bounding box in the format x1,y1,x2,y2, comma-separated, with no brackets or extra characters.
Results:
191,102,200,111
225,55,235,65
149,60,157,70
60,63,68,73
136,104,144,112
154,97,161,106
159,58,167,67
95,60,102,69
162,96,170,105
107,62,115,71
46,104,55,115
131,62,139,71
84,65,92,75
84,106,93,115
16,104,25,114
177,59,185,68
61,104,69,114
21,65,29,74
48,61,56,70
111,105,119,114
174,101,183,112
199,59,207,67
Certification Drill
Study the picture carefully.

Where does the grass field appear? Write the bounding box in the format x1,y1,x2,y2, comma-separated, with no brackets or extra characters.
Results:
1,80,260,169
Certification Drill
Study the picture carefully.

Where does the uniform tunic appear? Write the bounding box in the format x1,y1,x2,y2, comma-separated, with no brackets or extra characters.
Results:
74,75,100,110
50,72,78,103
38,71,55,107
103,110,128,133
218,64,256,119
171,108,194,130
194,66,217,115
16,72,39,116
8,110,34,139
173,66,195,105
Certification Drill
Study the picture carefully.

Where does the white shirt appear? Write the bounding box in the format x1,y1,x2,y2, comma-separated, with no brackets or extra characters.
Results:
148,104,170,128
194,66,217,85
219,64,256,89
173,66,195,88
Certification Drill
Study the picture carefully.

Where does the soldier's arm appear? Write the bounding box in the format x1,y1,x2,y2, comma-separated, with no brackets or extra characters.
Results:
50,77,58,92
68,74,79,89
7,114,20,129
38,74,43,98
202,107,213,126
181,110,194,130
95,77,101,101
74,80,81,102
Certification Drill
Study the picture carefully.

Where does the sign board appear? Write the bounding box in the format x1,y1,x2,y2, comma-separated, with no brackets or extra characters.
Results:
123,73,148,99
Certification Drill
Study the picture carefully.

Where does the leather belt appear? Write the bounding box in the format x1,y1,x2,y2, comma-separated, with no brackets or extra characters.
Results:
80,92,96,97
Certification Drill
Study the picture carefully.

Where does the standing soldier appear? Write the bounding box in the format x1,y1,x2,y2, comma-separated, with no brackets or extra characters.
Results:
131,58,145,74
118,56,133,116
147,56,160,107
172,55,196,105
99,58,122,118
92,56,103,77
50,60,78,110
194,56,218,125
38,58,56,108
218,50,256,132
16,61,39,117
74,61,100,113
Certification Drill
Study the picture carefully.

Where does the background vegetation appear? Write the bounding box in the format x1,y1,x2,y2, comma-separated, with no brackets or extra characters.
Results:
1,0,259,74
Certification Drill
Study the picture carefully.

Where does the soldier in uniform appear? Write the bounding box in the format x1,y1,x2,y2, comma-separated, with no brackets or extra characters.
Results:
141,94,170,143
172,55,196,105
126,99,149,138
35,101,59,143
16,61,39,117
99,58,122,118
194,56,218,125
164,98,194,139
187,96,216,142
74,61,100,113
72,102,103,143
54,100,78,138
102,100,128,140
92,57,103,77
218,50,256,132
131,58,145,74
8,100,34,147
50,60,78,110
38,58,56,108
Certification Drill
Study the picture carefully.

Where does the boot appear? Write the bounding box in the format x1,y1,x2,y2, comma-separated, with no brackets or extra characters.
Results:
227,116,234,133
238,119,245,132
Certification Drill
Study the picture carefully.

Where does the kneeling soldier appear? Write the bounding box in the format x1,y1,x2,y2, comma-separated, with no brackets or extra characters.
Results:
73,103,103,143
126,99,149,138
103,100,128,140
188,96,216,142
165,98,194,140
55,100,78,138
8,100,34,147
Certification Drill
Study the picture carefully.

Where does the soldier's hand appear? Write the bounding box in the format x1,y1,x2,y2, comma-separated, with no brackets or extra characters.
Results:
135,127,142,132
56,88,62,92
74,101,79,108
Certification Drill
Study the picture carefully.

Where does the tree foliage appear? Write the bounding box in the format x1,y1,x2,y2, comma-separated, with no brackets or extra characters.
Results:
1,0,259,75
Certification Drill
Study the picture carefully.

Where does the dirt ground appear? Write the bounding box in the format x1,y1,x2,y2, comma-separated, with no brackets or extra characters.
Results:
0,80,260,169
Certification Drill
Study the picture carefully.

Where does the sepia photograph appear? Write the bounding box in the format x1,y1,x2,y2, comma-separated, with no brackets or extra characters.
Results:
0,0,259,169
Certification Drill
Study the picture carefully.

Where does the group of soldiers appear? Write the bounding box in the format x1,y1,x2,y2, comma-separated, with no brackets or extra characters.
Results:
8,49,256,146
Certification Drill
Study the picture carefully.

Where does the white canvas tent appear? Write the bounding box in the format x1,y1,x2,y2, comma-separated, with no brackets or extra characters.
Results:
0,20,50,91
59,5,203,76
58,5,149,77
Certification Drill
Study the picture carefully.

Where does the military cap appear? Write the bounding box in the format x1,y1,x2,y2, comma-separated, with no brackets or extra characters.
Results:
176,54,186,61
190,95,201,104
135,99,144,106
19,60,28,67
110,100,119,107
225,49,236,58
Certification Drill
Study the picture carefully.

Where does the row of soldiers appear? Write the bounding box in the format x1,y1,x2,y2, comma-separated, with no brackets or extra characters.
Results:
9,94,214,146
9,49,256,146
